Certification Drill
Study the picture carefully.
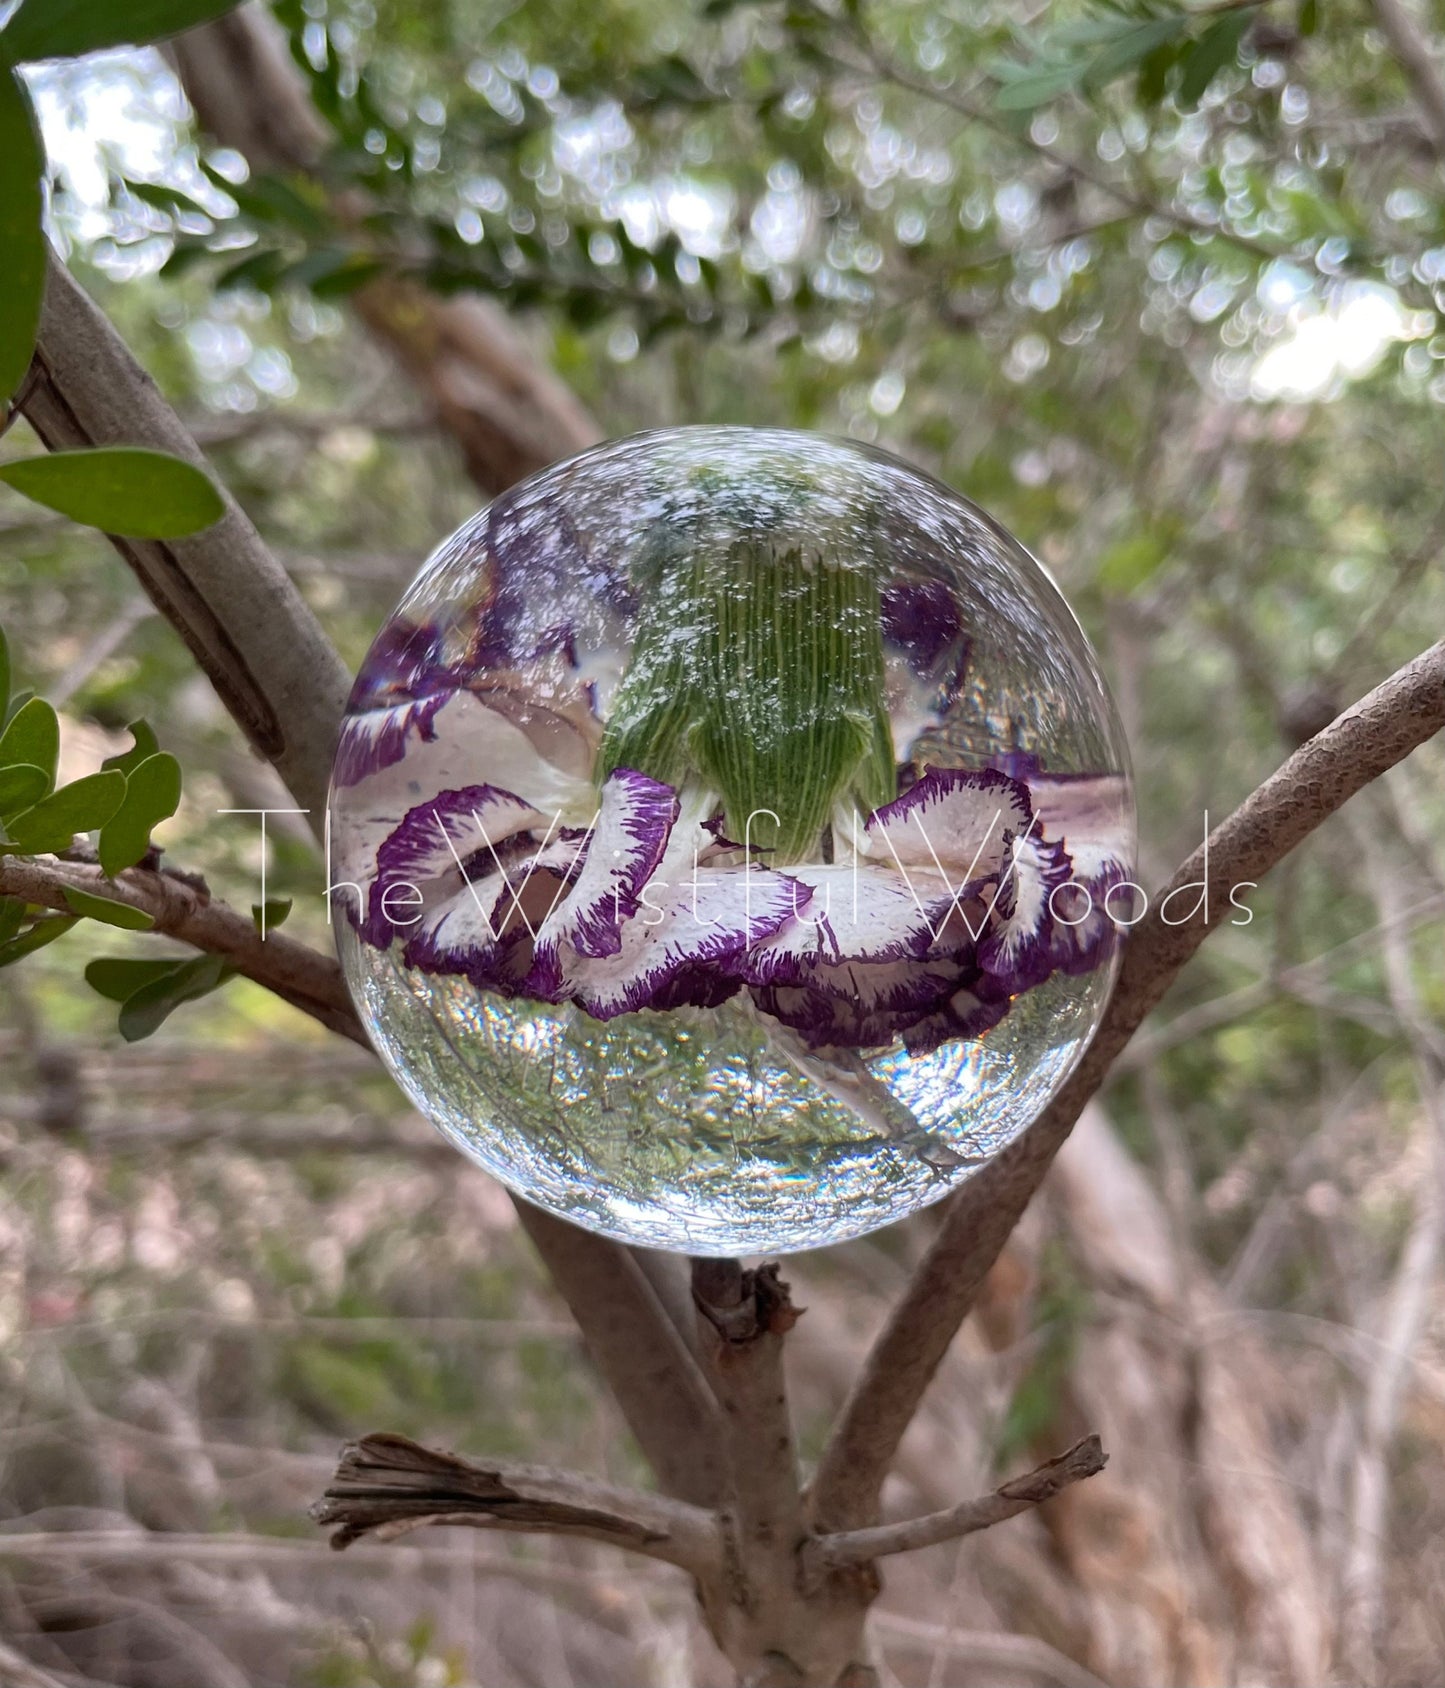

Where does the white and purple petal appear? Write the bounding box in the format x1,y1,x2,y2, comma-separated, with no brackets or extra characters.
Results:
990,760,1134,974
541,812,806,1019
902,978,1013,1055
333,689,455,789
733,864,943,986
976,830,1074,991
330,690,597,926
401,828,589,982
528,767,679,995
365,782,549,947
862,766,1030,876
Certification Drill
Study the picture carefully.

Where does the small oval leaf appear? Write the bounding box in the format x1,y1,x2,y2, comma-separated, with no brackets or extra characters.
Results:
0,695,58,784
63,886,156,929
85,954,188,1003
117,951,233,1041
98,751,182,875
0,762,49,819
0,448,225,539
0,894,24,945
101,719,161,777
0,914,78,968
6,769,126,853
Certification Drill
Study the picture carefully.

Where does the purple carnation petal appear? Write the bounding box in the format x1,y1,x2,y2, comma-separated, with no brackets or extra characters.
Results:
881,579,968,677
365,783,549,948
333,691,454,789
529,768,678,994
977,830,1074,992
402,830,590,983
476,477,635,673
331,692,597,936
734,864,944,986
993,764,1133,976
548,845,806,1022
647,967,745,1013
864,765,1032,877
752,960,961,1050
902,980,1013,1055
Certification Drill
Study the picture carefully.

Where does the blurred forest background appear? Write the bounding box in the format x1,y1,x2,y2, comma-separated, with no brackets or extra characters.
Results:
2,0,1444,1683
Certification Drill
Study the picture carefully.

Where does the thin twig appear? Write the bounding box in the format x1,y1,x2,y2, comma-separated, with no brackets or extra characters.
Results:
809,1435,1106,1570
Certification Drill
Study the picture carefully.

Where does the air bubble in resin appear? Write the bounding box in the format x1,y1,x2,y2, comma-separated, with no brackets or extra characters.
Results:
330,427,1134,1253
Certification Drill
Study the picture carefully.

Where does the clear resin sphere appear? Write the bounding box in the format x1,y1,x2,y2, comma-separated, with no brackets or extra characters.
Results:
330,427,1134,1253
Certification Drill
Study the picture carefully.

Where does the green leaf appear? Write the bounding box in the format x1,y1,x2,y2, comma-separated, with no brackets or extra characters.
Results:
5,769,126,852
101,719,160,777
2,0,245,61
1080,15,1190,95
0,696,58,785
0,626,9,715
0,762,50,818
0,894,24,945
251,897,292,935
63,886,155,929
1298,0,1318,34
121,176,217,221
97,751,181,875
0,449,225,539
85,954,188,1002
0,66,45,405
117,951,234,1041
0,914,77,967
994,62,1085,112
1177,12,1252,108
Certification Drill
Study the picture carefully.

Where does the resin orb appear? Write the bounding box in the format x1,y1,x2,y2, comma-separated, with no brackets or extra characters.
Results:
330,427,1134,1253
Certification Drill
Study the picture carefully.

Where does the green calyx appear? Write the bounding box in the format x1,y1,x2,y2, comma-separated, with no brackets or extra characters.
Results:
598,526,896,863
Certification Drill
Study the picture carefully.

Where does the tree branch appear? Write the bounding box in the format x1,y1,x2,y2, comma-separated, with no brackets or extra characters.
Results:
807,1435,1107,1570
0,852,363,1044
1370,0,1445,160
810,638,1445,1530
18,253,350,823
692,1259,806,1555
312,1432,722,1577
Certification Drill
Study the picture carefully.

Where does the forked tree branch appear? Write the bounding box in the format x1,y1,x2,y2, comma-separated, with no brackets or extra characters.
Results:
807,1435,1106,1571
313,1431,722,1577
809,638,1445,1530
14,254,726,1507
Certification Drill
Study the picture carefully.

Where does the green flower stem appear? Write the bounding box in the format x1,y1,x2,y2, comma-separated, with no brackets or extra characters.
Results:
600,531,895,862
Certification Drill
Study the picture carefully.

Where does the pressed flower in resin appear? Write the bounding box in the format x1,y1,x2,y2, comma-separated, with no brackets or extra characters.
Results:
330,428,1134,1252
